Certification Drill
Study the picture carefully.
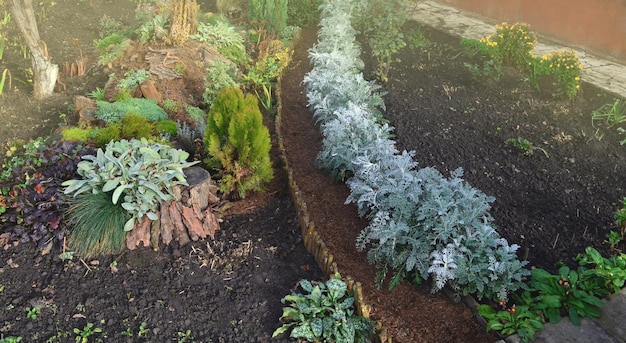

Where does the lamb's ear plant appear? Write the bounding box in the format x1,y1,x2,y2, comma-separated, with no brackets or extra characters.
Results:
62,138,199,232
272,274,374,343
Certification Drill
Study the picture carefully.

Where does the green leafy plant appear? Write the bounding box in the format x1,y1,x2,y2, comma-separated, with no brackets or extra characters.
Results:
477,303,544,343
605,229,623,251
204,87,273,198
98,14,125,39
406,25,430,51
202,59,241,107
577,247,626,294
26,307,40,320
191,19,249,65
73,322,102,343
176,329,194,343
243,39,292,113
286,0,321,28
117,69,150,93
356,0,408,82
592,99,626,129
95,33,131,66
87,87,105,101
0,336,22,343
505,137,549,158
62,138,199,232
162,99,181,113
528,266,605,325
273,274,374,343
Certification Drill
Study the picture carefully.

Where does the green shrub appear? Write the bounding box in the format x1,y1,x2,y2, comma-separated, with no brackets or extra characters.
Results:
66,191,129,258
190,19,249,65
61,127,92,142
204,87,273,198
95,98,168,123
355,0,408,82
120,111,155,139
248,0,288,35
287,0,321,28
94,124,121,147
155,119,178,136
202,59,240,107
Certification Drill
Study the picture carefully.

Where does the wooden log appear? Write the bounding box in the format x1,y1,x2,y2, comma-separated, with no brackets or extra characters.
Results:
159,201,174,245
202,207,219,239
127,216,152,249
181,204,205,241
169,201,190,247
183,167,213,210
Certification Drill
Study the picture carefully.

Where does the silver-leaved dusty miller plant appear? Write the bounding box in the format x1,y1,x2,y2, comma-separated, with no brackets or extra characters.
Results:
306,0,529,301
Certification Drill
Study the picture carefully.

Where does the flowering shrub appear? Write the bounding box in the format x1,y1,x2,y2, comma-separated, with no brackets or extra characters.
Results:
538,50,583,98
463,22,582,98
487,22,536,69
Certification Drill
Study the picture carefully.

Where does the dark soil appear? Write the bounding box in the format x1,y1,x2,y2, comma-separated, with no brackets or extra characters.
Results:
1,1,625,343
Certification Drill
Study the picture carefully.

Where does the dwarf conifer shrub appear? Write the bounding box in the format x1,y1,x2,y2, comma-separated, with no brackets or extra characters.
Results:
204,87,273,198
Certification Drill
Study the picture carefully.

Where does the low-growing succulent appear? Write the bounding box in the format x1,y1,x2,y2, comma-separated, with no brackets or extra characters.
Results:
62,138,199,231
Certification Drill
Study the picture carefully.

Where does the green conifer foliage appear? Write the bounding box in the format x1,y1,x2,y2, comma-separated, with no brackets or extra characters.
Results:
204,87,273,198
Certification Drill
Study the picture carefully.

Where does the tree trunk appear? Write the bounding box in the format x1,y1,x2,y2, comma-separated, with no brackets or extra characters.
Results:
9,0,58,99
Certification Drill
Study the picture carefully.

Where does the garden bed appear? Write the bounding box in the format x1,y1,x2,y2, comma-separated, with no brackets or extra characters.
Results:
1,1,625,342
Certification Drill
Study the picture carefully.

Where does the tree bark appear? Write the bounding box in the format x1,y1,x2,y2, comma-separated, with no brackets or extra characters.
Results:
9,0,58,99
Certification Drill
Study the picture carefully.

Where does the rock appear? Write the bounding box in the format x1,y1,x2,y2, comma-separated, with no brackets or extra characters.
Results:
139,79,162,103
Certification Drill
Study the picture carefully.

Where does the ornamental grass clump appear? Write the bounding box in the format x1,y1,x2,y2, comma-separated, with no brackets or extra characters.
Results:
305,0,529,301
66,191,129,258
62,138,199,233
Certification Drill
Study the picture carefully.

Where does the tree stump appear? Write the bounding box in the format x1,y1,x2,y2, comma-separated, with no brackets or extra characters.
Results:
126,166,221,250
